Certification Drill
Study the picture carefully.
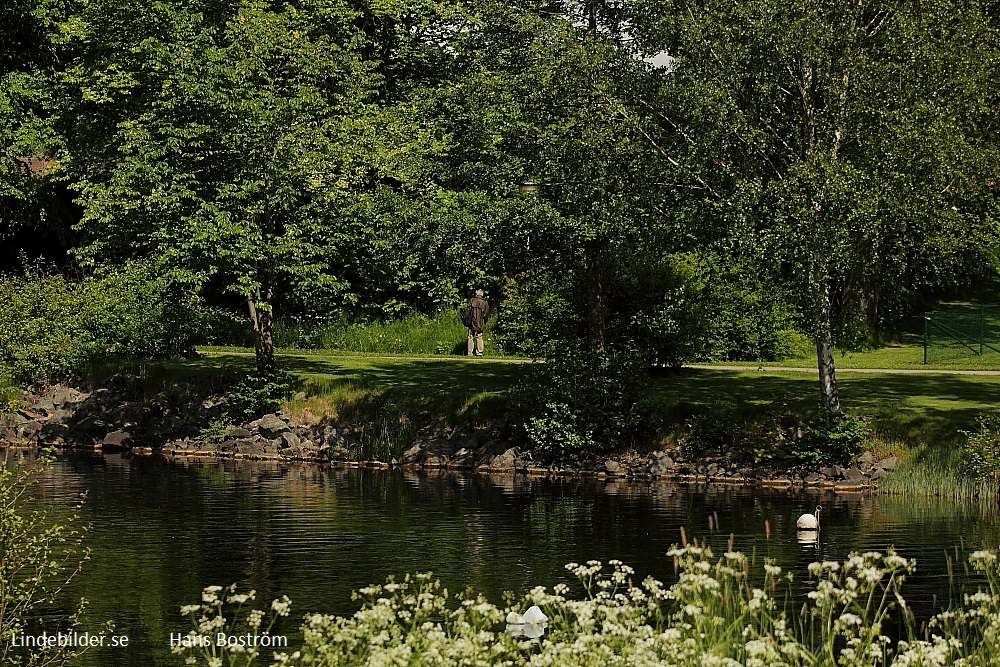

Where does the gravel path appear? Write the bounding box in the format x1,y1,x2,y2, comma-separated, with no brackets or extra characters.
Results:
685,364,1000,375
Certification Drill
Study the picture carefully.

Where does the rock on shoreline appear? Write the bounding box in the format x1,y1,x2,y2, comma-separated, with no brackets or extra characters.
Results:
1,377,896,490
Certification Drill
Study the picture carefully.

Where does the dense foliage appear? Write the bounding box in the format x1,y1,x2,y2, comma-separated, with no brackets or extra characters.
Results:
1,0,999,431
518,347,652,459
960,415,1000,484
0,265,195,384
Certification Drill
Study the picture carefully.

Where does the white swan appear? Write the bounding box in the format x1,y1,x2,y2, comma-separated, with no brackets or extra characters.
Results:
796,505,822,530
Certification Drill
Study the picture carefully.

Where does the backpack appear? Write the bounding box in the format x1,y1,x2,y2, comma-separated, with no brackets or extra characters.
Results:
460,306,474,328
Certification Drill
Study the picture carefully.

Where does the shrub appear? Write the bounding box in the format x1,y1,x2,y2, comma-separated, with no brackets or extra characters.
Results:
1,451,101,667
682,401,745,458
492,271,579,358
795,414,869,465
682,406,866,466
0,264,196,384
517,346,651,460
960,414,1000,483
605,252,808,365
225,371,295,422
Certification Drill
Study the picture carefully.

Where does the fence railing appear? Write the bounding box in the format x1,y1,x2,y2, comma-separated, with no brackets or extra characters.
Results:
923,304,1000,364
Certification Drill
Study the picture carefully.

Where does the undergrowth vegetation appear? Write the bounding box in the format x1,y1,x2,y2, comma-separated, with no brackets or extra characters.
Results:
0,265,195,384
517,347,652,460
196,311,493,357
175,545,1000,667
681,400,868,466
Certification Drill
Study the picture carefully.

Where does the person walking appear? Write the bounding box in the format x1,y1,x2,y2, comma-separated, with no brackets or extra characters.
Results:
466,289,489,356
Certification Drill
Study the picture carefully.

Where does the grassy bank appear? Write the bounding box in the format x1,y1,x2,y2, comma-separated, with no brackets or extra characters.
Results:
76,350,1000,499
87,353,527,426
654,368,1000,498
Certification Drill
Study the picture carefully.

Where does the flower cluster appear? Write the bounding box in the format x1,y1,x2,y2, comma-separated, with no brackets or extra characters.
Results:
173,584,290,667
175,548,1000,667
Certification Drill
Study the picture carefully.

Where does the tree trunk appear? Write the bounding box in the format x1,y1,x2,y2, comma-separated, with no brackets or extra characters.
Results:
247,286,276,378
585,241,606,354
814,274,841,422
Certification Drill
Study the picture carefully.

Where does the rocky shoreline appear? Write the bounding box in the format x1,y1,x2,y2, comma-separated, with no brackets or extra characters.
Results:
0,377,896,490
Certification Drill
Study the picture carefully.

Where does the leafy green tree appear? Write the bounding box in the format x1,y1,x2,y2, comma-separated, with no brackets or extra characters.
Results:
635,0,1000,417
0,0,77,264
67,0,378,377
462,4,664,353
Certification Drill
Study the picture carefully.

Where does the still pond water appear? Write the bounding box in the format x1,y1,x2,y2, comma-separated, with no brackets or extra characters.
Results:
17,451,1000,666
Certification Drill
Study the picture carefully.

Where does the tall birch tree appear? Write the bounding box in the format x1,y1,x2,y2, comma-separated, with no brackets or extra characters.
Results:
635,0,1000,418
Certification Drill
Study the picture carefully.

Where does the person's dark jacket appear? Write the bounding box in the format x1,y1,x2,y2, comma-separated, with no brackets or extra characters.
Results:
467,297,489,333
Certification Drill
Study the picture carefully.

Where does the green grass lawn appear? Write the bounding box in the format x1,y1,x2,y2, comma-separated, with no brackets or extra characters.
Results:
90,352,530,426
708,341,1000,370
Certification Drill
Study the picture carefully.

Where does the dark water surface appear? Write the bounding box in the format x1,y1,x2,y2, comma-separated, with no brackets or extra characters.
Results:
15,451,1000,666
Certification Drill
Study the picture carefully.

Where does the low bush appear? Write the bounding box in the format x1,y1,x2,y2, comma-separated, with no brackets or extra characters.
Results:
960,414,1000,483
681,401,745,458
0,264,196,384
518,347,651,460
683,405,867,466
226,371,296,422
794,414,869,465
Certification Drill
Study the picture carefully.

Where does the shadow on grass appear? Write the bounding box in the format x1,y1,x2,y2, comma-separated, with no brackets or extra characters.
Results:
652,368,1000,442
90,357,1000,441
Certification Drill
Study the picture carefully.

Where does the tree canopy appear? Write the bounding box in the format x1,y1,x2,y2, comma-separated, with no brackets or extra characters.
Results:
1,0,998,406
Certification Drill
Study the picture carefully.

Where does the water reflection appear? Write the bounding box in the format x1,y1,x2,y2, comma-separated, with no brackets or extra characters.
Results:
506,606,548,639
9,450,1000,666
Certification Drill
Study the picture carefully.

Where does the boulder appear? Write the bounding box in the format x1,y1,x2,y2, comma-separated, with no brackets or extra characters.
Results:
841,467,867,485
856,451,876,472
486,448,517,472
874,455,898,471
39,422,70,444
103,430,133,448
257,414,290,438
19,421,43,437
70,415,108,438
604,460,623,474
401,443,424,464
278,432,300,450
650,460,674,476
226,426,253,439
423,454,449,467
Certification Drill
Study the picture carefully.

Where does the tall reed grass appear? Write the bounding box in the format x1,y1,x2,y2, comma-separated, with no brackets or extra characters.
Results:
276,312,490,356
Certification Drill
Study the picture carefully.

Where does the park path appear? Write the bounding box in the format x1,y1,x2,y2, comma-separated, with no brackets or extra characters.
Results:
199,349,535,363
685,364,1000,376
200,350,1000,374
